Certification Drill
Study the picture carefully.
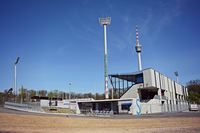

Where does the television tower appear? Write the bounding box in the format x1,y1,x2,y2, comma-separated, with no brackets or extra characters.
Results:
135,25,142,71
99,17,111,99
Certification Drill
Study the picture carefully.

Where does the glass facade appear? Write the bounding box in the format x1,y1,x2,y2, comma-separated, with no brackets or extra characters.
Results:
135,74,143,84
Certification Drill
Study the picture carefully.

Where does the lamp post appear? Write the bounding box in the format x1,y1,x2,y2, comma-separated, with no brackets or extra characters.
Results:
174,71,179,83
68,82,72,100
99,17,111,99
14,57,20,102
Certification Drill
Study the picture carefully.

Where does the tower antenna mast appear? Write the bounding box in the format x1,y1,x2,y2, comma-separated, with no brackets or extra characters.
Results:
135,25,142,71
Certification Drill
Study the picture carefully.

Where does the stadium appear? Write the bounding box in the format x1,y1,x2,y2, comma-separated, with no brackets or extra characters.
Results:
75,18,188,115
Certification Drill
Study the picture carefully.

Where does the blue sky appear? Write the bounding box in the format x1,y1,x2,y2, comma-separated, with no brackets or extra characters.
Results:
0,0,200,93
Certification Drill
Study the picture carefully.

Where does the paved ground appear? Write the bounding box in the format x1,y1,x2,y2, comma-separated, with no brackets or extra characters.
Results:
112,111,200,119
0,107,200,133
1,107,200,119
0,107,66,117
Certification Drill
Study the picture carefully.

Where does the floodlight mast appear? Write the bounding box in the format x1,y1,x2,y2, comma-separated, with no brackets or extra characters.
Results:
14,57,20,102
99,17,111,99
68,82,72,100
174,71,179,83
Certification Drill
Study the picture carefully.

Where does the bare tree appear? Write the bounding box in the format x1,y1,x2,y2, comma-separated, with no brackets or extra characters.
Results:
38,90,47,97
187,79,200,104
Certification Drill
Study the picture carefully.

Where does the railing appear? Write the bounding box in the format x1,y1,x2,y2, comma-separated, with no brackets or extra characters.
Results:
153,95,160,100
80,109,113,116
152,95,168,100
161,96,167,100
4,101,42,112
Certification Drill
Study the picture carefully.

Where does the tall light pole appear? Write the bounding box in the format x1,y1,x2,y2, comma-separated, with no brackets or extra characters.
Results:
174,71,179,83
99,17,111,99
14,57,20,102
68,82,72,100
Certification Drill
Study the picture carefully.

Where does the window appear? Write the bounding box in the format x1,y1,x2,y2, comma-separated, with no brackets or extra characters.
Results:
121,103,132,111
135,74,143,84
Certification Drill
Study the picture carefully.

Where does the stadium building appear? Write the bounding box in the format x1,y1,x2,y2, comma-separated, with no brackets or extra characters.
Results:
76,22,188,115
77,68,188,115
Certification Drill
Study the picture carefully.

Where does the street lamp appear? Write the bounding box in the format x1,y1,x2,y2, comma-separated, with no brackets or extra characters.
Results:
14,57,20,102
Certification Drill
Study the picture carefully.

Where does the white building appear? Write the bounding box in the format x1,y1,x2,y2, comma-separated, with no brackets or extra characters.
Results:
76,25,188,115
77,68,188,115
109,68,188,114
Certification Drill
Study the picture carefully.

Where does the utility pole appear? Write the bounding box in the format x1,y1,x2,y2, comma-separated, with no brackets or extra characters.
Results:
99,17,111,99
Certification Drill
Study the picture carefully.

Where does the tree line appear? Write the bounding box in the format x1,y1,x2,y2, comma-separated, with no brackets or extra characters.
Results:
0,79,200,105
0,86,105,104
187,79,200,104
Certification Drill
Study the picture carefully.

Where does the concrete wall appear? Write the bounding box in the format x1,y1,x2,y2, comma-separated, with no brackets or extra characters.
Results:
140,101,188,114
40,100,49,107
40,100,71,108
155,71,160,88
141,104,161,114
120,83,143,99
143,69,156,88
57,100,70,108
119,68,189,115
175,82,183,95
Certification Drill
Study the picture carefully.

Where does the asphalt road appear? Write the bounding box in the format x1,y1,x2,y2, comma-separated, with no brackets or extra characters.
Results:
0,106,200,119
112,111,200,119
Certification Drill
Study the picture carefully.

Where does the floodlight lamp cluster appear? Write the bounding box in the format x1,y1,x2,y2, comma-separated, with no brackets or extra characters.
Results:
174,71,179,76
99,17,111,25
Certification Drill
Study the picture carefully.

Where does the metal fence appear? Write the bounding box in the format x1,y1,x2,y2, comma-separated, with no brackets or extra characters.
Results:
4,102,42,112
79,109,113,117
